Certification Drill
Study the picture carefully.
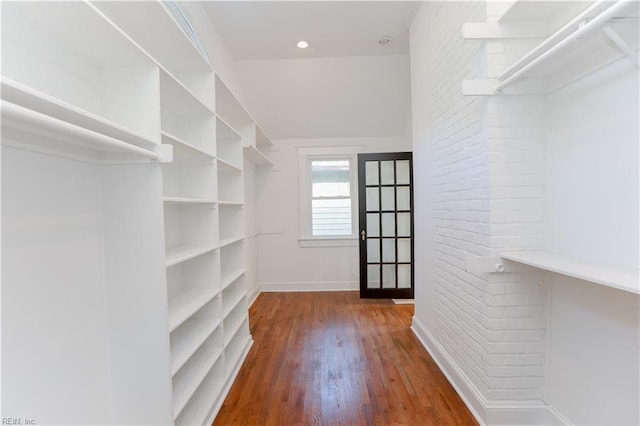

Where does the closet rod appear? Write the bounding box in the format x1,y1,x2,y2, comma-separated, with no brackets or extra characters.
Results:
495,0,631,93
1,101,162,161
497,0,608,82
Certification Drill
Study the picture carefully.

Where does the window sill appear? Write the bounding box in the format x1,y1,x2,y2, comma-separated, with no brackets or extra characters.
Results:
298,237,358,248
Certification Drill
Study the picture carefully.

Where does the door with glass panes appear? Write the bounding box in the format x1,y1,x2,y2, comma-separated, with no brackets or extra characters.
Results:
358,153,414,298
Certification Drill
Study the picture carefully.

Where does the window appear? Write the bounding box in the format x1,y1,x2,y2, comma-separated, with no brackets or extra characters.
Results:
297,146,361,247
311,159,352,236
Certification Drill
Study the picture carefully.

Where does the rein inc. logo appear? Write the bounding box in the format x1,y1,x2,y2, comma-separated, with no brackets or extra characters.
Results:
2,418,35,425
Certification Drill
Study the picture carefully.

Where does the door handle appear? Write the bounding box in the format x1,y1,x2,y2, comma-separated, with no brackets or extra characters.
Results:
361,230,366,241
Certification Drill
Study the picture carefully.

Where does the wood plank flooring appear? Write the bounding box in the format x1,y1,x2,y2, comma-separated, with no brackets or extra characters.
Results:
213,292,477,425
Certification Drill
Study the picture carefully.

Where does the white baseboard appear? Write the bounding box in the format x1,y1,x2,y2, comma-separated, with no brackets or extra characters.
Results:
546,404,573,425
259,281,358,292
411,316,561,425
247,288,261,307
392,298,415,304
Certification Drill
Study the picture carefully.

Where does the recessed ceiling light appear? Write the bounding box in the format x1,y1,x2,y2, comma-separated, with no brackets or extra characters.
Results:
378,36,392,45
297,41,309,49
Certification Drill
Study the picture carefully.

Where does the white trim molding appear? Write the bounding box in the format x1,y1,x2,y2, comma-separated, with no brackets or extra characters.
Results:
260,281,358,292
411,316,565,425
297,145,363,242
247,288,261,307
298,237,358,248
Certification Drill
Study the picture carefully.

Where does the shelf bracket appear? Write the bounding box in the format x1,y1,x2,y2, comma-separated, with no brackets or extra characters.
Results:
155,144,174,163
601,25,640,68
462,22,547,39
466,257,536,274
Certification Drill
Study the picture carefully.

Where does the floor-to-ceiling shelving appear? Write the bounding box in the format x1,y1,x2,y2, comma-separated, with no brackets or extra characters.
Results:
3,1,265,424
1,2,174,424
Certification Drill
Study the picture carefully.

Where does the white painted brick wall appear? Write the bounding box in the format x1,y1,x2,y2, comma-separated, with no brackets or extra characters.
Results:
486,35,547,402
416,0,548,406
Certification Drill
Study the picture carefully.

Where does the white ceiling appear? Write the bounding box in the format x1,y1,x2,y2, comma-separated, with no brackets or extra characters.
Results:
201,1,420,61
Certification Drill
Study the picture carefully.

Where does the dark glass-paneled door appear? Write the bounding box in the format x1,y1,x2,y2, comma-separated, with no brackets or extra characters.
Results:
358,152,414,299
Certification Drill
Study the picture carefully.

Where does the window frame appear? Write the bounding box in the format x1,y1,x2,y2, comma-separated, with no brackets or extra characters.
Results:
297,146,361,248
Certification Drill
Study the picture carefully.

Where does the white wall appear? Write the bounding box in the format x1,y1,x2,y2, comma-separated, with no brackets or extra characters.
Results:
256,137,410,291
410,1,639,425
544,59,640,425
547,60,639,267
236,55,412,139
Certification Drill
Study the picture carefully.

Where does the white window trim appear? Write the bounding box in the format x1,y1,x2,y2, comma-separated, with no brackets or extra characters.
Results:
297,146,362,248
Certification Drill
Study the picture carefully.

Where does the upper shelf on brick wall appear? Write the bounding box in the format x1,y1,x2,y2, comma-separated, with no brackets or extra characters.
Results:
462,1,639,96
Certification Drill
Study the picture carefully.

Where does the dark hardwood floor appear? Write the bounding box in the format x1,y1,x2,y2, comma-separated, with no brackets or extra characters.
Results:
213,291,477,425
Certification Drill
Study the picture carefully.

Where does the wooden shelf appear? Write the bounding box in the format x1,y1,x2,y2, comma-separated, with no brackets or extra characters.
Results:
170,316,222,376
1,79,165,162
92,1,212,74
218,201,244,207
464,2,639,95
168,287,220,332
224,329,252,376
223,288,247,318
224,311,248,346
172,339,224,419
161,70,214,117
161,132,215,160
166,244,218,268
497,1,589,24
175,365,225,426
217,157,243,173
255,124,273,148
219,236,244,249
215,76,253,133
243,146,273,167
221,269,246,292
163,197,217,205
501,251,640,295
216,115,243,141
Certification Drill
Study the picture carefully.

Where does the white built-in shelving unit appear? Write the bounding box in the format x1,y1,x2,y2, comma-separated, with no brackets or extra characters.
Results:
462,0,640,296
462,0,639,95
2,1,264,424
501,251,639,295
1,2,173,424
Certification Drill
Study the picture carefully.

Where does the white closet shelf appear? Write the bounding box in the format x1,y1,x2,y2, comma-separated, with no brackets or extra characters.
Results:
161,131,215,160
224,313,248,347
464,1,639,95
501,251,640,295
166,244,218,268
172,340,224,420
170,316,222,376
217,158,243,173
163,197,217,205
215,75,255,133
221,269,246,292
168,288,220,333
1,100,172,164
497,0,583,23
1,80,165,161
225,333,251,363
92,1,212,74
160,70,215,116
216,115,244,141
219,236,245,249
223,290,247,319
175,368,225,426
255,125,273,148
243,146,273,167
218,201,244,207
